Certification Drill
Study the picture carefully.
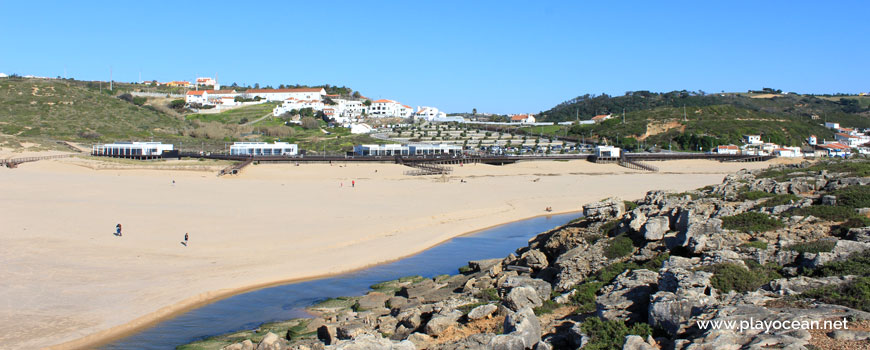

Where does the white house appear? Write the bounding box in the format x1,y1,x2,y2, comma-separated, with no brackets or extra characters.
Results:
594,145,621,158
196,77,217,87
772,147,802,157
825,122,840,129
835,132,870,147
817,143,851,158
510,114,536,123
743,135,762,144
273,97,326,116
185,89,239,105
370,99,412,118
415,106,448,121
92,142,174,157
807,135,818,146
333,98,367,118
230,142,298,156
353,143,461,156
246,88,326,102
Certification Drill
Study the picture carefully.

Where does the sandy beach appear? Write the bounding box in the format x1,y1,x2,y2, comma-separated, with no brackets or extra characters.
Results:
0,156,782,349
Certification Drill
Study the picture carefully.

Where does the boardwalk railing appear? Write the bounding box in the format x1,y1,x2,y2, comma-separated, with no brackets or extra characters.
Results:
218,158,254,176
403,162,453,176
619,156,659,172
1,154,74,168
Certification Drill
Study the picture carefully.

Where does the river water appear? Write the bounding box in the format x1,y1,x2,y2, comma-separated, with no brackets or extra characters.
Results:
101,212,579,349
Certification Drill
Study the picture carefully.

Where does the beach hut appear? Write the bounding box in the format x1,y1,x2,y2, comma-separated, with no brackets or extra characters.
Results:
92,142,175,159
229,142,298,156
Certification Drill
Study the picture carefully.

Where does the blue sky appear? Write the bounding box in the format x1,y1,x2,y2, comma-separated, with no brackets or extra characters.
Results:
1,1,867,114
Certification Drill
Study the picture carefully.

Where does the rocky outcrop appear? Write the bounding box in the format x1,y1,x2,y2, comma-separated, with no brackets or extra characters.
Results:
191,159,870,350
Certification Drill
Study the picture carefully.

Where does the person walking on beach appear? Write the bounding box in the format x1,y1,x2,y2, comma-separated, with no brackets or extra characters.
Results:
352,180,355,188
184,232,189,246
115,223,122,237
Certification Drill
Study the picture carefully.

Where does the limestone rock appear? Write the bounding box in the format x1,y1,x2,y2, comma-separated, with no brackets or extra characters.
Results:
583,197,626,222
642,216,670,241
596,269,659,322
501,276,552,303
256,332,286,350
423,310,463,335
622,335,658,350
357,292,390,311
519,249,549,270
468,303,498,320
488,334,526,350
503,307,541,349
503,286,542,311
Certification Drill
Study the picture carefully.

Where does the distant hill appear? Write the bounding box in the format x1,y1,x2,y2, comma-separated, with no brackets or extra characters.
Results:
0,78,185,142
538,91,870,150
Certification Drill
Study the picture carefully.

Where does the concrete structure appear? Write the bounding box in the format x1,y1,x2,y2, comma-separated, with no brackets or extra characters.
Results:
772,147,802,157
229,142,298,156
353,143,461,156
92,142,174,157
743,135,762,144
817,143,851,157
825,122,841,129
594,145,621,158
807,135,818,146
245,88,326,102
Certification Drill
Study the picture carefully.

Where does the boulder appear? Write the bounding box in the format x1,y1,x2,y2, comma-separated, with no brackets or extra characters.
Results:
337,322,373,340
821,195,837,206
256,332,286,350
399,279,437,299
396,307,424,331
437,333,496,350
519,249,549,270
765,275,856,296
628,209,648,232
468,303,498,320
357,292,390,311
583,197,626,221
223,339,254,350
642,216,670,241
469,258,502,273
318,324,337,345
596,269,659,322
503,286,542,311
566,322,590,349
330,334,412,350
503,307,541,349
406,332,432,347
648,291,711,337
488,334,526,350
423,309,463,335
553,244,608,291
622,335,657,350
502,276,552,302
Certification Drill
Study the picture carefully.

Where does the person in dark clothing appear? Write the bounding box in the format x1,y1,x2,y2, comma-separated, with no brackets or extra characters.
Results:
184,232,189,246
115,223,122,237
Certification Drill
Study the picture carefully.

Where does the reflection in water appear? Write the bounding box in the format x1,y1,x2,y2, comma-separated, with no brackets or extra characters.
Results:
101,213,578,349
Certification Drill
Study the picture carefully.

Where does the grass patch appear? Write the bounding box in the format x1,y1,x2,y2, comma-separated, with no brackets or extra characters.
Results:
599,219,620,235
458,265,473,274
604,235,634,259
740,240,769,250
787,239,837,254
704,262,782,293
533,299,560,315
721,212,783,233
310,296,357,310
756,194,801,208
482,288,500,302
789,205,858,221
570,281,605,314
369,275,426,293
667,192,700,200
579,317,652,350
624,201,638,212
801,276,870,312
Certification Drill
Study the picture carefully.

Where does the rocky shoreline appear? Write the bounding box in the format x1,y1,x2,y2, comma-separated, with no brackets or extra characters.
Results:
189,159,870,350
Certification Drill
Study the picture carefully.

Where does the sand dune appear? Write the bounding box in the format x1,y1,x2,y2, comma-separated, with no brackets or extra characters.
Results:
0,157,778,349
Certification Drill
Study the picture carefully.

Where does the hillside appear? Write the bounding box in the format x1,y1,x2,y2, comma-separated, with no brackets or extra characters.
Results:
0,78,185,143
536,91,870,151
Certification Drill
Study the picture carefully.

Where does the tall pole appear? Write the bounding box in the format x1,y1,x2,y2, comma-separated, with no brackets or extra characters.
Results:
109,66,113,91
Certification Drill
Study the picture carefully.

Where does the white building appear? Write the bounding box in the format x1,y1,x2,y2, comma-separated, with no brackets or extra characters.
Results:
185,89,239,105
772,147,802,157
591,114,612,123
333,98,367,118
594,145,621,158
743,135,762,144
353,143,461,156
245,88,326,102
510,114,536,123
370,99,413,118
196,77,217,87
825,122,840,129
92,142,174,157
807,135,818,146
273,97,326,116
415,106,447,121
230,142,298,156
835,132,870,147
713,145,740,154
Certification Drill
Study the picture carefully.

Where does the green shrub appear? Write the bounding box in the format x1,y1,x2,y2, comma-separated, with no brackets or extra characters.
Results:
801,277,870,312
739,190,775,201
758,194,801,208
624,201,638,212
579,317,653,350
458,265,473,274
604,235,634,259
570,281,605,314
721,212,783,233
482,288,500,302
600,219,620,235
705,262,781,293
835,217,870,236
740,240,769,250
596,262,641,283
787,239,836,254
789,205,857,221
643,253,671,271
834,185,870,208
810,250,870,277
